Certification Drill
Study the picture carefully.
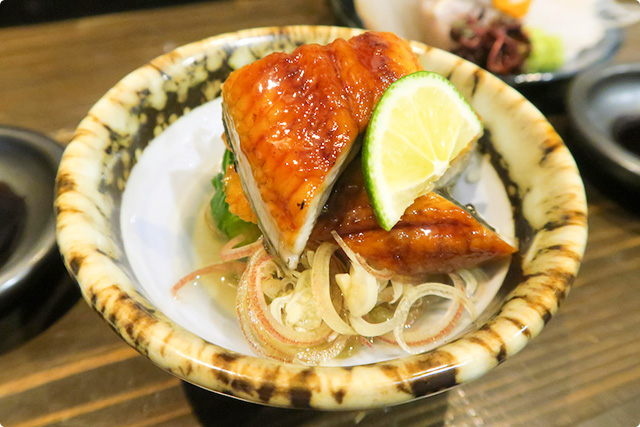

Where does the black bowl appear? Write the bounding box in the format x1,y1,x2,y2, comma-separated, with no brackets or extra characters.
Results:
0,126,63,310
568,63,640,207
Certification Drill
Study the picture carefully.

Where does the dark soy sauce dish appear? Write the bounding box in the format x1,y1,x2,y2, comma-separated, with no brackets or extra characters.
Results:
0,126,82,353
611,115,640,156
0,127,64,310
0,182,27,269
568,62,640,207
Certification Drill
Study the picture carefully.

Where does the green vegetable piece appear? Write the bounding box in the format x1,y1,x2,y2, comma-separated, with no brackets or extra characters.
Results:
210,150,260,243
524,27,565,73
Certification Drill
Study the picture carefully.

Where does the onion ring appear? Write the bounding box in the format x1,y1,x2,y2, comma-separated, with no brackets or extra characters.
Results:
220,235,264,262
246,250,335,347
331,231,393,282
236,250,291,361
390,281,476,353
311,242,356,335
172,260,246,297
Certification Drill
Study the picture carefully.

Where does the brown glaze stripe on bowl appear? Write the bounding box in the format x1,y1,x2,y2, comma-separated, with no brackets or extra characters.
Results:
55,26,587,409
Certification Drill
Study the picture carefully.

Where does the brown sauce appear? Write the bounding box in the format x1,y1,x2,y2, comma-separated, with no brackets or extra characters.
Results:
0,182,27,269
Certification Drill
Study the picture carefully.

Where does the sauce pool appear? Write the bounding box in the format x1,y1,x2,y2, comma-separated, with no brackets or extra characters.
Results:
190,199,240,316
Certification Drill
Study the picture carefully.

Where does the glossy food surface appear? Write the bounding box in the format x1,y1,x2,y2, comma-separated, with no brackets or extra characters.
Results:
222,31,421,267
312,160,516,280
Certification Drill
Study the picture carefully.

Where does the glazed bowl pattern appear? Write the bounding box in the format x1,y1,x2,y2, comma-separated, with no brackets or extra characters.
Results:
55,26,587,409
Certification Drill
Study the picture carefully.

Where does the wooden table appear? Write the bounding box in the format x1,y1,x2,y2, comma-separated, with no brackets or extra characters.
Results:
1,1,639,425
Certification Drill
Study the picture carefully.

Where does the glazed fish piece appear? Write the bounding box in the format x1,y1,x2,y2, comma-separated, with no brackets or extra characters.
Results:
311,159,516,282
222,32,421,269
224,157,514,279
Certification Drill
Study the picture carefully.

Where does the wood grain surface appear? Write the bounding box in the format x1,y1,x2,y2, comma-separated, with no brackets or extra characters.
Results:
1,1,640,425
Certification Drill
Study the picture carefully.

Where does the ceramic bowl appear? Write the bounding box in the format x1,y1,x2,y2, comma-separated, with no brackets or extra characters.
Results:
567,62,640,204
55,26,587,409
0,126,63,311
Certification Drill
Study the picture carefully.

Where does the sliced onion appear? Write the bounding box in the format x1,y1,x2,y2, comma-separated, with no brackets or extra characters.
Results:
280,270,323,331
223,226,487,362
349,279,475,340
243,253,350,363
377,286,395,304
238,249,325,362
261,276,294,300
381,287,463,348
311,242,356,335
269,293,292,325
349,311,402,337
172,260,246,297
246,255,335,347
334,264,378,318
348,279,477,340
389,280,403,304
236,250,291,361
331,231,393,281
391,281,477,354
457,269,481,297
377,281,403,305
348,283,411,337
220,235,264,262
299,250,315,270
234,246,351,364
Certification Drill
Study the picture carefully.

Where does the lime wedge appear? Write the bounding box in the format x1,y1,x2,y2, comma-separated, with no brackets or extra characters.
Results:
363,71,483,231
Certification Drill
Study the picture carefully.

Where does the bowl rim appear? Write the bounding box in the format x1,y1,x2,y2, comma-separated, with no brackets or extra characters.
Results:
55,25,588,410
0,126,62,303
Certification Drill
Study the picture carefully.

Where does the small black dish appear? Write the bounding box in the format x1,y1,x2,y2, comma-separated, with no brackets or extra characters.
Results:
0,126,64,311
567,63,640,208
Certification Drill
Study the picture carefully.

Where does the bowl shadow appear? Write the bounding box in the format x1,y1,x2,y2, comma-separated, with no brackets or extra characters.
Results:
182,380,450,426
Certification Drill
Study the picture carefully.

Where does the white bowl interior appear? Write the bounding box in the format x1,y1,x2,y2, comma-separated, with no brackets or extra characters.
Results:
120,97,515,366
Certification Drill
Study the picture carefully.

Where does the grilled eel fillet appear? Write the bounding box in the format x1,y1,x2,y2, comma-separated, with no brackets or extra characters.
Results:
224,158,515,281
221,31,422,269
310,159,516,281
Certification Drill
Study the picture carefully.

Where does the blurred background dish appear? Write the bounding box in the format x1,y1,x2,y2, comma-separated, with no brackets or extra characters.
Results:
330,0,627,88
503,29,623,86
0,126,79,353
568,62,640,208
0,126,62,310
